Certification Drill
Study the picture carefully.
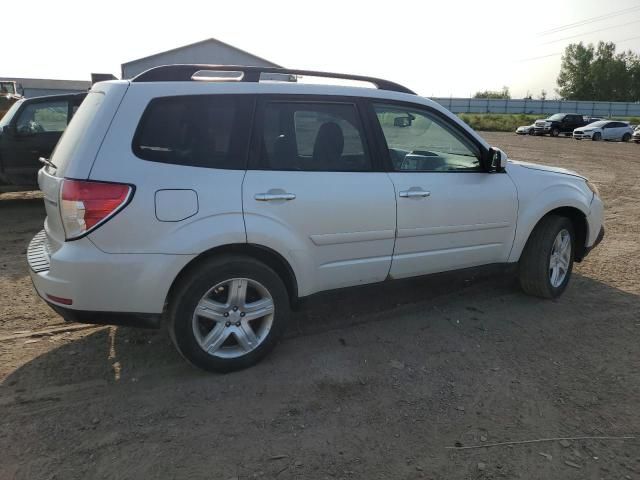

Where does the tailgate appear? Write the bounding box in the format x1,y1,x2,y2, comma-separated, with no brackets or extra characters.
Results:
38,167,65,253
38,81,129,250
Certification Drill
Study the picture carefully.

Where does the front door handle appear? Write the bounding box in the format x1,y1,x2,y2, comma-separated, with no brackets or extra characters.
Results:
255,192,296,201
399,189,431,198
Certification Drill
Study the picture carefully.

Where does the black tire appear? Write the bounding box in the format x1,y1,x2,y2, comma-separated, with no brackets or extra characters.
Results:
518,215,575,299
168,255,290,373
550,127,560,137
528,129,535,136
592,132,602,141
622,133,631,142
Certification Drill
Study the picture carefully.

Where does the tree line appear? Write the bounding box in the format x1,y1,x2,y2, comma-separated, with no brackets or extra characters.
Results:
557,41,640,101
473,41,639,102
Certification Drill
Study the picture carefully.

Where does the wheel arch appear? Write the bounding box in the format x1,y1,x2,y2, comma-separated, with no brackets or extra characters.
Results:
514,206,589,263
165,243,300,312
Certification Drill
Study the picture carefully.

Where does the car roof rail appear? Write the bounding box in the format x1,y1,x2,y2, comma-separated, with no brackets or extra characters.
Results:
131,64,416,95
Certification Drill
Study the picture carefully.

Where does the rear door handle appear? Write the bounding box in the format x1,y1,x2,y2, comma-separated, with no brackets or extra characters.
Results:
399,189,431,198
254,193,296,201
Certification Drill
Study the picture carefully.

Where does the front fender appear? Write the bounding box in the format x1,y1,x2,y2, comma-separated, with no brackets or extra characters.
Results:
508,182,592,263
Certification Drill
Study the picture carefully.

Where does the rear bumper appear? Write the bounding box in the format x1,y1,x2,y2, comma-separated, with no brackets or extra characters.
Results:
28,229,195,318
46,303,161,328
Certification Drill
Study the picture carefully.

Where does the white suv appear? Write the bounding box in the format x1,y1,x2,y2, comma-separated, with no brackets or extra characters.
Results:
28,65,604,372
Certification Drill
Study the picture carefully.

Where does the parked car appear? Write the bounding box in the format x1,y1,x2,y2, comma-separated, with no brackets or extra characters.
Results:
27,65,605,373
573,120,634,141
533,113,591,137
632,125,640,143
515,124,535,135
0,92,86,186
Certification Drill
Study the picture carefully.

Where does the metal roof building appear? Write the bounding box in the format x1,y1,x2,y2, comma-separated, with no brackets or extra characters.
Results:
121,38,281,79
0,77,90,98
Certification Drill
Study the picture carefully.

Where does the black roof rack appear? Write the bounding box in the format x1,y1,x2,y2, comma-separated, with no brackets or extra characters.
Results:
131,64,416,95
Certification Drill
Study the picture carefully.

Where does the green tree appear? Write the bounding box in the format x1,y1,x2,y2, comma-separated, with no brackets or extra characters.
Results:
473,86,510,99
556,41,640,101
556,42,595,100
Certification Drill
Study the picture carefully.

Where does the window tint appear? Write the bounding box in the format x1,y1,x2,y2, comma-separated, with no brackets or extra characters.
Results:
16,100,68,134
259,102,370,171
133,95,252,169
374,104,481,172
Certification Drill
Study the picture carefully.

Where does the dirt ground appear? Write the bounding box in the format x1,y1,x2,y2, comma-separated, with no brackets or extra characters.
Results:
1,132,639,479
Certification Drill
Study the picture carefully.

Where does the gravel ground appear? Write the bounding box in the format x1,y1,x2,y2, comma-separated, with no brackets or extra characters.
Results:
1,132,639,479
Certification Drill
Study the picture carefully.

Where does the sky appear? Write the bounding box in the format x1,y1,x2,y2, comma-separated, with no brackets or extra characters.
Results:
3,0,640,99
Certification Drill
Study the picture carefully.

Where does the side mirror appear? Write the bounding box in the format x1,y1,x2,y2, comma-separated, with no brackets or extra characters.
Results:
487,147,507,172
393,113,415,128
2,124,17,137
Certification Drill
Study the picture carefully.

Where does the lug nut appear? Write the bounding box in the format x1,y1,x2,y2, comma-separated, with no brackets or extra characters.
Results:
224,312,229,317
225,321,231,327
235,322,241,327
233,306,238,311
240,312,245,317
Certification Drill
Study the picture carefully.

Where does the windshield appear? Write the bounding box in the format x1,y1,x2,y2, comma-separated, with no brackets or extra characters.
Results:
546,114,565,121
0,98,24,127
0,82,16,95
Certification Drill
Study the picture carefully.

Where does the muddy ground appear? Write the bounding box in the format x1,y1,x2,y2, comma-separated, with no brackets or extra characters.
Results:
1,132,639,479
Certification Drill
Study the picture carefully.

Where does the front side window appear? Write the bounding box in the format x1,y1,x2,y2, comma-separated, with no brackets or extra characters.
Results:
133,95,252,169
16,100,69,134
259,101,371,171
374,104,481,172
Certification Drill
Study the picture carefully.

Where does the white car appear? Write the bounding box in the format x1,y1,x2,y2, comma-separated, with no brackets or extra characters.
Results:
515,124,535,135
27,65,605,372
632,125,640,143
573,120,634,141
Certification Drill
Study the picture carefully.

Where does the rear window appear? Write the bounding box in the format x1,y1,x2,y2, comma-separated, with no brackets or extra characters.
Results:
50,92,100,175
132,95,253,169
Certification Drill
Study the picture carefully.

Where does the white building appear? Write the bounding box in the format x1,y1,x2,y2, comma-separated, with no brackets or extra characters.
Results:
121,38,281,79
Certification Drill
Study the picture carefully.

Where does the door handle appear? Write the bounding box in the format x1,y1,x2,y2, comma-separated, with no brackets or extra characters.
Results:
399,189,431,198
254,192,296,201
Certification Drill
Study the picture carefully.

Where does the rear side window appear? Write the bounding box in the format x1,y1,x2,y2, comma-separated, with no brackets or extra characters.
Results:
16,100,69,134
133,95,253,169
258,101,371,171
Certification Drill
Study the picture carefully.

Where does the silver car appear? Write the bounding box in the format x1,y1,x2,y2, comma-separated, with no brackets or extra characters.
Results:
573,120,634,141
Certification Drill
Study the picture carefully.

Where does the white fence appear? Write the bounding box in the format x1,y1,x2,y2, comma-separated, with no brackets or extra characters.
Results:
431,98,640,117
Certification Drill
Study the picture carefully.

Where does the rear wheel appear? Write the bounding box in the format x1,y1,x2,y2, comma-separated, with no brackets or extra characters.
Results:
622,133,631,142
518,216,574,299
592,132,602,141
168,255,290,372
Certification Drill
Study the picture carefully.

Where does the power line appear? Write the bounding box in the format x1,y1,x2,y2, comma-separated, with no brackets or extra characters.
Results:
537,5,640,36
540,18,640,46
517,33,640,63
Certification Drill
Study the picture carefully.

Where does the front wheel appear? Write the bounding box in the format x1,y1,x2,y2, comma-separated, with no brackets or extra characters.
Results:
622,133,631,142
168,255,290,373
592,132,602,141
550,127,560,137
518,216,574,299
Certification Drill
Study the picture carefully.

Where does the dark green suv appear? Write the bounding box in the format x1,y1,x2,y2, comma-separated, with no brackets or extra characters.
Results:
0,92,86,186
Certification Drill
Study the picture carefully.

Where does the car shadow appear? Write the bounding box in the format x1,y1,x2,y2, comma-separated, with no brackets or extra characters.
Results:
2,268,637,392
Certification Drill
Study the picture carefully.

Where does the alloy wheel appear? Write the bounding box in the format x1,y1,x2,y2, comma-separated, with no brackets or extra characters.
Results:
549,229,571,288
192,278,275,359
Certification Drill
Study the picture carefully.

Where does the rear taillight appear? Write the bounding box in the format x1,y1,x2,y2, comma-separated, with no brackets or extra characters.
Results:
60,179,133,240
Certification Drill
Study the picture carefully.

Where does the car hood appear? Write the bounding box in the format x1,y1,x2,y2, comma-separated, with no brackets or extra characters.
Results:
508,160,586,179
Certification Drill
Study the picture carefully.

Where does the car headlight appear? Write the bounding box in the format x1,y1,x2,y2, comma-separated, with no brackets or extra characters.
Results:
586,180,600,197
